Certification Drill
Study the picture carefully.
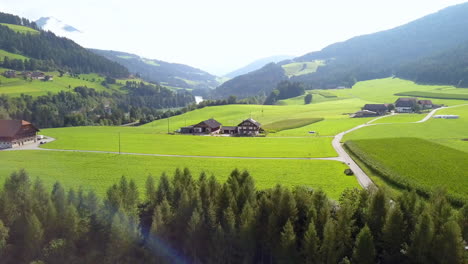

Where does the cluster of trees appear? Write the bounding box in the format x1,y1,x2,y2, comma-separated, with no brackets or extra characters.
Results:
0,83,194,128
0,169,466,263
264,81,306,105
0,56,56,72
0,22,128,78
0,12,39,30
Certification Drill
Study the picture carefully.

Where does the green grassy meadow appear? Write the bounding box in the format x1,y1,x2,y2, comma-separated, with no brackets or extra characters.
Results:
345,138,468,203
282,61,324,77
395,91,468,100
41,126,337,158
0,23,39,34
263,118,324,132
0,49,29,60
0,150,357,199
371,114,424,124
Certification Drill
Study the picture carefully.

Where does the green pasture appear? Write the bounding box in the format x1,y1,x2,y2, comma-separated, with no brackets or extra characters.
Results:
41,126,337,158
345,138,468,203
278,90,347,106
344,105,468,152
330,78,468,105
0,150,357,199
263,118,324,133
0,72,116,97
282,61,324,77
0,49,29,61
371,114,424,124
144,98,368,133
395,91,468,100
0,23,39,34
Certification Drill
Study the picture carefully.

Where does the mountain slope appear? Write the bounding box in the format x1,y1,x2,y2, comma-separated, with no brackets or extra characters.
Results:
217,2,468,97
90,49,220,89
225,55,293,78
0,12,128,77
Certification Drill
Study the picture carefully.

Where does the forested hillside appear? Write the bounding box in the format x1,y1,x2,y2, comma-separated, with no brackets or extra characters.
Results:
0,169,465,264
217,2,468,97
90,49,220,89
0,12,128,77
0,82,194,128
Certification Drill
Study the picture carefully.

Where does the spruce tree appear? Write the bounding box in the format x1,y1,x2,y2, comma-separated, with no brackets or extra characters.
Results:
366,188,387,243
0,219,8,254
432,220,464,264
408,210,434,264
302,219,320,264
280,219,297,263
352,225,376,264
320,219,337,264
382,206,405,263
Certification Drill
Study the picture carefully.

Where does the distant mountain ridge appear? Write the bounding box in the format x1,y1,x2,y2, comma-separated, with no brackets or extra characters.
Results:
90,49,220,89
225,55,293,78
216,2,468,98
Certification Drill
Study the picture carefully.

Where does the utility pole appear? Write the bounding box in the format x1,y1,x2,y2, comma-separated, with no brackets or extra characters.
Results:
167,117,170,134
118,132,121,154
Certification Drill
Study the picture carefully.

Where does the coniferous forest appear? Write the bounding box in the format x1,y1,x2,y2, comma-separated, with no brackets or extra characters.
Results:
0,169,466,264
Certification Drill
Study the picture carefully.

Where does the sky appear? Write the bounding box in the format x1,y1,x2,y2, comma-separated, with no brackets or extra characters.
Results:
1,0,467,76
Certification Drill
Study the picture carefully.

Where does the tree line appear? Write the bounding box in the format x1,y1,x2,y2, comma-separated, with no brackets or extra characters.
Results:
0,169,466,264
264,81,306,105
0,82,194,128
0,12,39,30
0,23,129,78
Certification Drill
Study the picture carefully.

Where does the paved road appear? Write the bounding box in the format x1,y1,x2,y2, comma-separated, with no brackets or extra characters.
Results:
332,104,468,188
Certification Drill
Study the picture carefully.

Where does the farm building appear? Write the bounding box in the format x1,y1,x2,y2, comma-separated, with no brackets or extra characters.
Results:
222,126,239,135
180,119,222,134
238,118,261,136
433,115,459,119
395,98,417,113
31,71,46,80
3,70,16,78
363,104,388,115
0,120,40,149
418,100,433,109
352,110,379,118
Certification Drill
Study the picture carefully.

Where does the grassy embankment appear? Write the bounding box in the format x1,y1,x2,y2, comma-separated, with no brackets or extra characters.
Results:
0,23,39,34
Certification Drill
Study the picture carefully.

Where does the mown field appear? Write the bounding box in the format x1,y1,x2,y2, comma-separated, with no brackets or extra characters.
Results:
281,61,324,77
0,49,29,60
345,138,468,205
345,105,468,152
0,150,358,199
41,126,337,158
263,118,324,133
0,23,39,34
395,91,468,100
0,72,115,97
370,114,424,124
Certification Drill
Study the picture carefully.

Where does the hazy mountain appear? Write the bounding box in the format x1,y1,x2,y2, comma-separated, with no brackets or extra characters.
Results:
35,17,82,36
225,55,293,78
217,2,468,97
90,49,220,89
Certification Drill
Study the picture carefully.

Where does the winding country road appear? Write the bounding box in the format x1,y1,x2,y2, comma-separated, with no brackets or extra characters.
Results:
6,104,467,189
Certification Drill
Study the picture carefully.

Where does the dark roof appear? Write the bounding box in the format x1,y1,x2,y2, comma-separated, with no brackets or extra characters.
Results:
395,100,415,107
196,119,222,128
0,120,39,137
363,104,388,111
238,118,261,127
418,100,433,105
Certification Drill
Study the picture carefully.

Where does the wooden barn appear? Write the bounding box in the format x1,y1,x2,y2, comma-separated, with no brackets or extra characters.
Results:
0,120,40,149
180,119,222,134
237,118,261,136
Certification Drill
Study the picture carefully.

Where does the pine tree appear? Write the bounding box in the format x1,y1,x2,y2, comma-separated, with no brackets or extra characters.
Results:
145,175,156,203
239,201,256,263
302,219,320,264
382,206,405,263
352,225,376,264
280,219,297,263
335,201,355,260
320,219,337,264
408,210,434,264
432,220,464,264
458,203,468,242
366,188,387,243
0,219,8,254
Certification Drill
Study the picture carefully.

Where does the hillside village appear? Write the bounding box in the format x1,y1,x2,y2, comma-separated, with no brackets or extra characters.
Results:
352,97,437,117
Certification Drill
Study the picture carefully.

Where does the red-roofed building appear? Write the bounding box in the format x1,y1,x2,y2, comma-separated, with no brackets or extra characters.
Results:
0,120,40,149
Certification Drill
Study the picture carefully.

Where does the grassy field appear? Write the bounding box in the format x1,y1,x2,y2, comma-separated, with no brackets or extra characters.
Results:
345,138,468,204
344,105,468,153
0,49,29,61
0,23,39,34
41,126,337,158
0,150,358,199
395,91,468,100
330,78,468,106
263,118,324,133
371,114,424,124
282,61,324,77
